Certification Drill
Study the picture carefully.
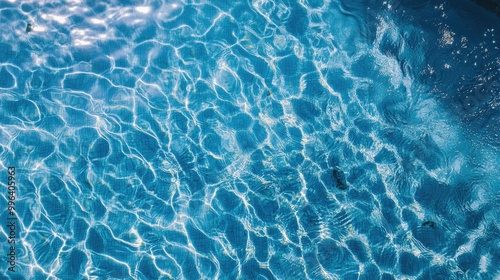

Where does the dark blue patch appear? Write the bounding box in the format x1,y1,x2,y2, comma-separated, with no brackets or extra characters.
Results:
229,113,253,130
251,195,278,223
374,147,398,164
205,17,239,45
186,222,213,254
137,256,161,280
225,215,248,259
279,55,300,76
359,264,380,279
186,170,203,194
402,209,419,229
217,99,240,115
73,218,89,242
457,252,479,273
304,0,324,8
0,67,15,88
351,55,376,78
153,45,175,69
413,134,445,170
400,252,429,276
253,122,268,143
379,32,402,58
332,168,348,190
57,249,87,278
291,98,320,121
0,43,15,63
418,265,454,280
374,245,397,269
299,206,321,239
251,233,269,262
87,228,104,253
286,7,309,37
346,239,369,262
91,55,111,73
381,273,396,280
236,131,257,151
89,138,110,159
317,239,356,272
242,258,275,280
270,100,284,118
90,255,130,279
415,176,451,215
202,133,222,154
170,111,188,132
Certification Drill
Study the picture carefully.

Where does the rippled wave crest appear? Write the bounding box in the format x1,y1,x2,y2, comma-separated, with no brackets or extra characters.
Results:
0,0,499,279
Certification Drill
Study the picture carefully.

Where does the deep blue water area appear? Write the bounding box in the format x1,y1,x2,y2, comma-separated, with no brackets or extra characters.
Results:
0,0,499,279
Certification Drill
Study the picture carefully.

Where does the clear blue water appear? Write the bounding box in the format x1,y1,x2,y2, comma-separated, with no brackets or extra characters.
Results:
1,0,499,279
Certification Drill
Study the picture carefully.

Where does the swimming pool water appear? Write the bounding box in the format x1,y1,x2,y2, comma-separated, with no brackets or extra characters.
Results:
0,0,499,279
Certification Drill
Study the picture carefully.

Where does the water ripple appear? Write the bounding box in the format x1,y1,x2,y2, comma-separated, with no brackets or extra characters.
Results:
0,0,499,279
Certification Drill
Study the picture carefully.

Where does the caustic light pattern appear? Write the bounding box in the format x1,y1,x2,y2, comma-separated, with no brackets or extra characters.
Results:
0,0,499,279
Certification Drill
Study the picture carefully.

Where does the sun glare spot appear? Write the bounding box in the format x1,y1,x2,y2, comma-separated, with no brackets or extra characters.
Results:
90,18,106,25
135,6,151,14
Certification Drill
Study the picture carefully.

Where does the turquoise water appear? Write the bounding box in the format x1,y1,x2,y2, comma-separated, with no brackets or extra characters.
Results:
0,0,499,279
